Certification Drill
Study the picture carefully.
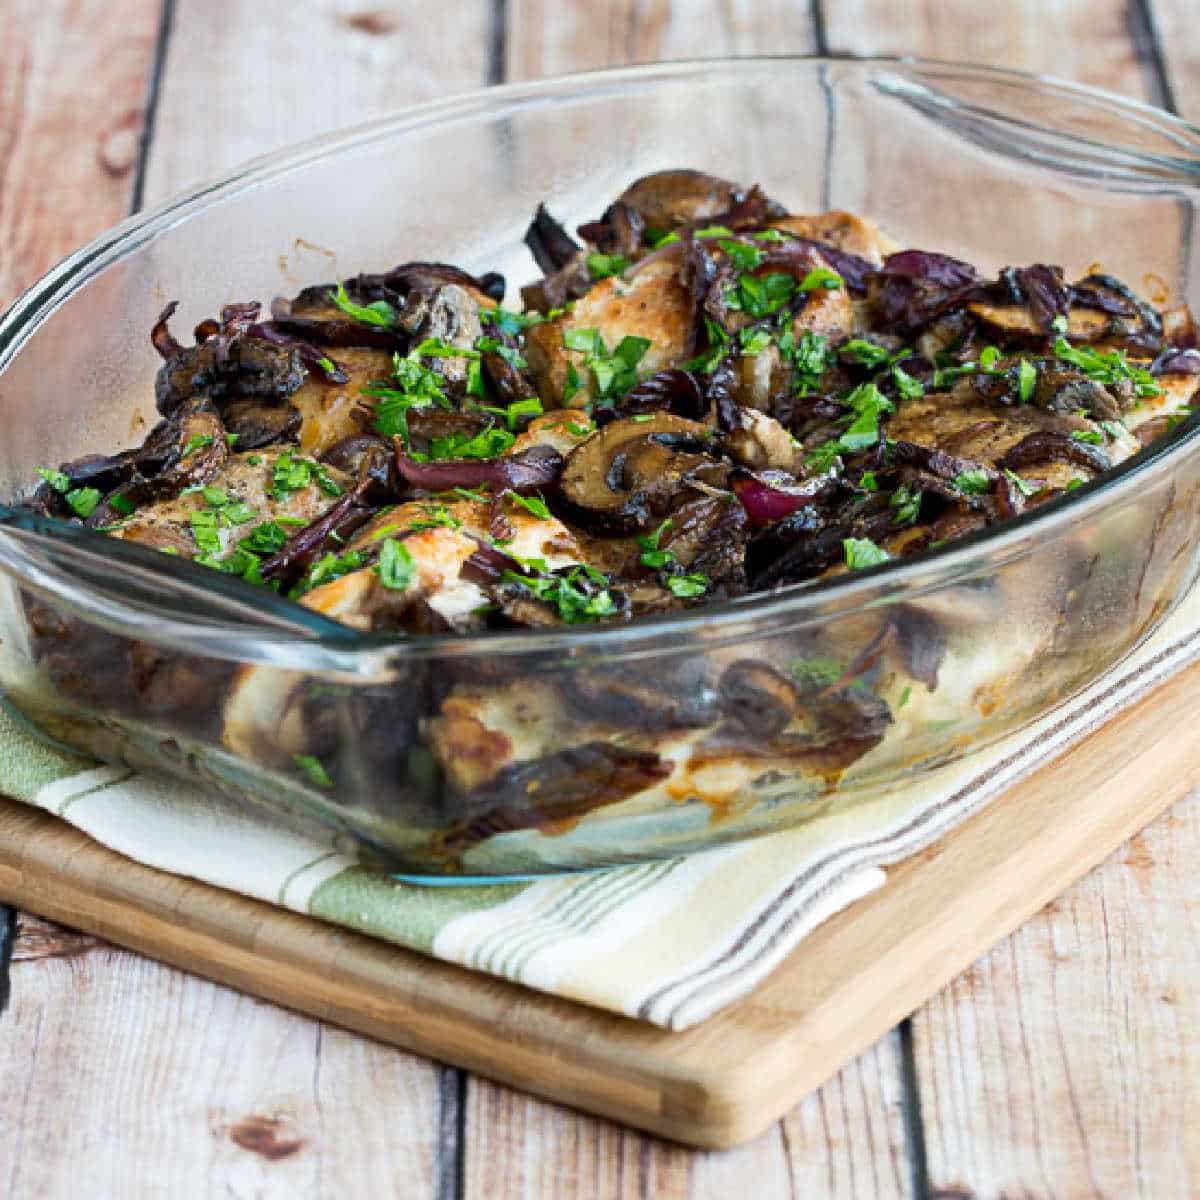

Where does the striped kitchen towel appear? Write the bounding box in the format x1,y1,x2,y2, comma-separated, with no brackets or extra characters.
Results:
4,582,1200,1030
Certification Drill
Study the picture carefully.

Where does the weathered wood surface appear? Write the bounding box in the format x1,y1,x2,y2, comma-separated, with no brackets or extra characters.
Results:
3,0,1200,1194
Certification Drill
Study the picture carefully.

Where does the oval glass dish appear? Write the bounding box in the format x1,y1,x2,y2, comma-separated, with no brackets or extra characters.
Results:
2,57,1200,877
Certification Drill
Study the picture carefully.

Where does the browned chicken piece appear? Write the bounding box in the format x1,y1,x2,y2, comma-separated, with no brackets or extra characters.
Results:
524,256,690,408
290,346,394,456
113,449,352,559
886,391,1133,489
771,211,898,264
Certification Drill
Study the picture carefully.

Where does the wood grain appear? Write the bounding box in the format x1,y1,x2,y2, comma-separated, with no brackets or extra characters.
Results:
505,0,816,80
140,0,494,204
462,1034,911,1198
4,653,1200,1153
0,934,446,1198
827,6,1200,1197
913,795,1200,1197
0,0,160,306
0,5,494,1197
823,0,1157,96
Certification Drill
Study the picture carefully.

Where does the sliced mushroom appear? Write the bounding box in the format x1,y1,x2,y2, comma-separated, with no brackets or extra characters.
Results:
718,660,801,737
613,170,784,233
556,414,724,533
221,399,303,450
154,320,307,416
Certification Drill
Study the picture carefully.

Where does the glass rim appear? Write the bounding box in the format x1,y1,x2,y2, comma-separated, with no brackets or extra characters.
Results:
2,53,1199,665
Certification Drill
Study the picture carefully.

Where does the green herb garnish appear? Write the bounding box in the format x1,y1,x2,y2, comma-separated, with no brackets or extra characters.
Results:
952,468,990,495
180,433,214,458
65,487,102,519
636,519,675,570
329,280,397,328
294,754,334,788
666,573,708,598
506,492,552,520
843,537,890,571
37,467,70,493
377,538,416,591
586,252,630,280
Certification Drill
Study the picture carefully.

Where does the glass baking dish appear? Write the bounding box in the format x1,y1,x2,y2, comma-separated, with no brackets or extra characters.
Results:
2,57,1199,877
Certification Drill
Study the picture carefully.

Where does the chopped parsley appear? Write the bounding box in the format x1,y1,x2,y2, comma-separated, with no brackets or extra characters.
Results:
666,573,708,598
781,330,835,396
65,487,102,519
268,453,343,500
562,328,651,402
242,520,291,555
506,492,552,520
188,509,222,555
752,229,787,243
293,549,367,597
586,252,629,279
1053,336,1161,398
502,564,618,623
1018,358,1037,404
843,537,890,571
808,381,895,469
109,494,137,516
37,467,70,493
890,483,922,526
892,364,925,399
636,519,675,570
1003,468,1037,497
377,538,416,591
1070,429,1104,445
738,326,773,356
717,239,766,272
428,426,515,460
406,503,461,532
682,317,731,374
180,433,214,458
329,280,397,328
483,306,537,336
473,336,526,370
840,338,894,369
293,754,334,788
953,468,991,495
367,347,455,443
725,271,797,320
798,267,843,292
475,396,543,431
1065,477,1087,491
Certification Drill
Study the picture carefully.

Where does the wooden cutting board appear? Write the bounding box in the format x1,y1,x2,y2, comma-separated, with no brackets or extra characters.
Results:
2,658,1197,1150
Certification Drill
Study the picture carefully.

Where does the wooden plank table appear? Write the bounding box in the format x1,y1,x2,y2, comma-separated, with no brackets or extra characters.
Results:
0,2,1197,1194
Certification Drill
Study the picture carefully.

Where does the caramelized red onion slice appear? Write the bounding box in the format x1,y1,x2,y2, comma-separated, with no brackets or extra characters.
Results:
249,323,350,383
1013,264,1070,332
258,480,375,585
1151,346,1200,375
596,368,707,426
151,302,183,360
881,250,980,287
731,470,833,528
394,443,564,494
768,238,875,294
461,540,522,586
